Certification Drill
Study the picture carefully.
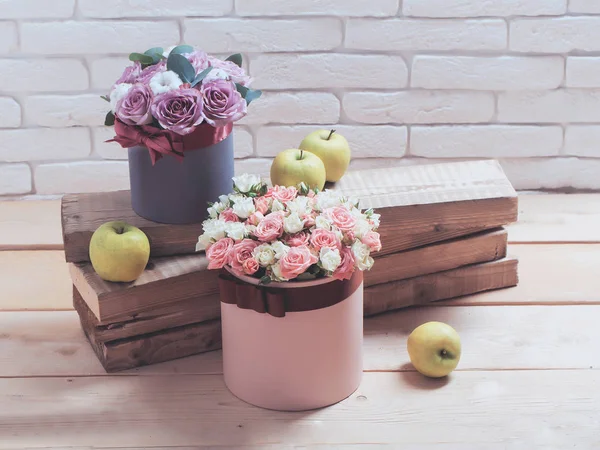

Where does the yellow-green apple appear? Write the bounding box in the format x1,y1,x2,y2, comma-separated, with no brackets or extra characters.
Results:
407,321,461,378
270,148,326,191
89,221,150,282
298,129,351,183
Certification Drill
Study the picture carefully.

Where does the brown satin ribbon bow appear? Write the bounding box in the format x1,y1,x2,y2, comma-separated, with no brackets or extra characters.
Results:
218,270,363,318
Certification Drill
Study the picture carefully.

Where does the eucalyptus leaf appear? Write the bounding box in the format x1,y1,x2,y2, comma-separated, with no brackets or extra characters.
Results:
104,111,115,126
190,66,213,87
226,53,243,68
259,276,272,285
129,52,154,65
167,53,195,83
100,95,110,102
170,44,194,55
235,83,262,105
144,47,164,63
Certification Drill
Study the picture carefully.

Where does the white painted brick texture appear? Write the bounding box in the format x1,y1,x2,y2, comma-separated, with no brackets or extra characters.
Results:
0,0,598,196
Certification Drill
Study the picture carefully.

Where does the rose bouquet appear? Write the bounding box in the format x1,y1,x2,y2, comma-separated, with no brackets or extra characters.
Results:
102,44,261,163
196,174,382,283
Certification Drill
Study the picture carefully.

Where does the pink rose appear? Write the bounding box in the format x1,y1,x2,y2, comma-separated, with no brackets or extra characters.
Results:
326,206,357,232
310,228,341,252
269,186,298,204
278,245,318,280
137,60,166,84
302,213,316,228
187,50,210,73
254,196,270,215
115,61,141,86
333,247,355,281
247,211,264,226
228,239,259,274
200,79,247,127
253,212,284,242
242,257,259,275
362,231,382,252
284,231,310,247
220,208,239,223
206,238,234,270
115,83,153,126
209,56,253,86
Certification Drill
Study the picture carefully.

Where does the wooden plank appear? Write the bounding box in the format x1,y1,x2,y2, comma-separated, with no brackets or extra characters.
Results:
0,200,62,250
508,193,600,243
69,253,217,324
0,371,597,448
0,251,72,311
61,160,518,263
365,257,518,316
364,228,507,287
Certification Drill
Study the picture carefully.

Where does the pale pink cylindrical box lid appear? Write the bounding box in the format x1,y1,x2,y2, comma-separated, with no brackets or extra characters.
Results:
220,267,364,411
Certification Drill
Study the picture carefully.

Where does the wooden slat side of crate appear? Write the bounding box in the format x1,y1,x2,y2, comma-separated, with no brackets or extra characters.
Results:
73,287,220,342
61,160,517,262
364,256,519,317
364,228,507,287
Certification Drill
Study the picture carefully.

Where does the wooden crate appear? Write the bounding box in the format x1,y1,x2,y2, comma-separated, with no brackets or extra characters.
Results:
61,160,517,262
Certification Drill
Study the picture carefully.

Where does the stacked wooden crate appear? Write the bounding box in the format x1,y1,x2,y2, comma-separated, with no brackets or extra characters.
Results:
63,159,519,372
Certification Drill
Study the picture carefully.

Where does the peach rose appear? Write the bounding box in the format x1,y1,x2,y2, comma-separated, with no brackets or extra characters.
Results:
362,231,382,252
242,257,259,275
254,196,270,215
247,211,264,226
228,239,260,274
284,231,310,247
333,246,355,281
325,206,357,232
253,212,284,242
206,237,234,270
277,245,318,280
269,185,298,204
310,228,342,252
219,208,239,223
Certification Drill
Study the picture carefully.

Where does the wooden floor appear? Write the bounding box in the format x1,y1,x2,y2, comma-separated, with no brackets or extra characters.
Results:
1,193,599,449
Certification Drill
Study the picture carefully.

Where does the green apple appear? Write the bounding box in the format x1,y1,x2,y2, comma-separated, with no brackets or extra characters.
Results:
299,129,351,183
270,148,327,191
407,321,461,378
89,221,150,283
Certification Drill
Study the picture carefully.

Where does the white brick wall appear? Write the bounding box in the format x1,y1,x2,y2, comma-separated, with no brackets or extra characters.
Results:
0,1,598,196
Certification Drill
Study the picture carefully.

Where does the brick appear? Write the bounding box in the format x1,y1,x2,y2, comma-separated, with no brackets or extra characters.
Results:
0,164,32,195
24,95,107,127
0,129,91,162
0,0,74,18
79,0,232,17
240,92,339,125
21,21,179,55
411,56,563,90
343,91,494,124
498,90,600,123
185,18,342,52
0,22,17,54
564,126,600,158
251,54,408,89
346,19,506,51
566,57,600,88
257,126,407,158
510,18,600,53
0,59,88,92
236,0,398,17
499,157,600,190
569,0,600,13
235,158,272,177
35,161,130,195
403,0,566,17
410,126,562,158
90,57,131,90
234,127,254,158
0,97,21,128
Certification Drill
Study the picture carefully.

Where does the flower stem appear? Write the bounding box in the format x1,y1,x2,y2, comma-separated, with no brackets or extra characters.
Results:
327,129,336,140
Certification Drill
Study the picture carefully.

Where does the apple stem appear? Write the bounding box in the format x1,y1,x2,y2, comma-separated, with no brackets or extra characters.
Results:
327,129,336,140
299,149,303,160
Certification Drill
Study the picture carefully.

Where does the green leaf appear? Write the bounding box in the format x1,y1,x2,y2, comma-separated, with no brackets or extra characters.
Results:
235,83,262,105
259,276,272,285
100,95,110,102
226,53,243,68
129,52,154,65
167,53,196,84
144,47,164,63
169,45,194,55
190,66,213,87
104,111,115,126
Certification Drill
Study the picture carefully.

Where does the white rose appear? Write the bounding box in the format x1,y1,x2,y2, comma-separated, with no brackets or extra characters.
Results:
233,173,261,193
149,70,183,95
283,212,304,234
315,215,332,230
232,197,255,219
224,222,246,241
271,199,285,212
315,190,343,211
196,218,227,250
319,247,341,272
253,244,276,267
370,213,381,228
271,262,288,282
271,241,290,259
219,194,230,205
110,83,132,114
352,241,374,271
286,196,310,215
207,201,226,219
353,218,371,239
